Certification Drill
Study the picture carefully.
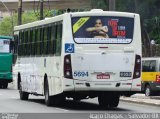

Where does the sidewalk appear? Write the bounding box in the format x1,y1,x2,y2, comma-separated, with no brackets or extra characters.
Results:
120,94,160,106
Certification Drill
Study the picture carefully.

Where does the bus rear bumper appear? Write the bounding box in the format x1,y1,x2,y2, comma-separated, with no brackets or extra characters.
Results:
151,83,160,91
0,72,12,81
141,82,160,92
63,79,141,92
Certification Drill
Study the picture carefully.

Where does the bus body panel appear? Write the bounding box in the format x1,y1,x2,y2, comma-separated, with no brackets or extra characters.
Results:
16,56,63,96
0,54,12,72
71,52,134,89
66,12,142,92
0,37,13,85
13,14,64,95
130,14,142,91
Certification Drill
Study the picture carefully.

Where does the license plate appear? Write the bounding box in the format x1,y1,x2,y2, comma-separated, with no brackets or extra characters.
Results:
97,73,110,79
120,72,132,77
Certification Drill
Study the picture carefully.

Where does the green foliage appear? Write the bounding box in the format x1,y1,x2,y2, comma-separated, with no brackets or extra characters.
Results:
91,0,108,10
22,11,38,24
0,9,65,36
146,16,160,43
0,17,14,36
0,11,38,36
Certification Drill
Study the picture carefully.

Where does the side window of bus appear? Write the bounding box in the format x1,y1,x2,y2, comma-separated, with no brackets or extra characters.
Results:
24,31,28,56
34,29,37,55
50,23,56,55
149,60,156,72
31,29,35,55
13,35,18,54
18,31,23,56
40,27,44,55
29,30,33,56
143,60,156,72
47,26,51,55
142,61,148,72
27,30,30,56
43,27,48,55
55,22,62,56
36,28,41,56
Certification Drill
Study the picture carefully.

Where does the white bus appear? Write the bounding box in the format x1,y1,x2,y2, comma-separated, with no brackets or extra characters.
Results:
13,9,142,108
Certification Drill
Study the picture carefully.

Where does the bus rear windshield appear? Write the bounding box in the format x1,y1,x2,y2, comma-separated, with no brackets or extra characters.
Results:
0,39,10,53
72,16,134,44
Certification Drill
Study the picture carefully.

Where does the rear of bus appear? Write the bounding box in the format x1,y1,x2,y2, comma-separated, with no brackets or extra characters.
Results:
0,36,13,89
63,10,141,102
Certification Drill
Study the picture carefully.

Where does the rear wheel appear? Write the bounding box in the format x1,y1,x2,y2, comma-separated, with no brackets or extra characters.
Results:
44,80,52,106
145,85,153,96
98,93,120,108
18,76,29,100
0,81,8,89
109,95,120,107
20,90,29,100
0,82,2,89
44,79,65,106
2,82,8,89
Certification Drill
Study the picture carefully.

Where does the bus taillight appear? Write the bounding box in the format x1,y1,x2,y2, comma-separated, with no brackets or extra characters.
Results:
133,55,141,79
64,54,73,79
156,75,160,83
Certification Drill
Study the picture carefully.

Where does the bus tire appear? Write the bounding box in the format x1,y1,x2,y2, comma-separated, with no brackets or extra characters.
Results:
98,94,110,109
98,93,120,108
19,76,29,100
145,85,153,96
52,94,65,106
20,90,29,100
44,79,52,106
3,82,8,89
44,78,65,106
0,82,2,89
109,95,120,108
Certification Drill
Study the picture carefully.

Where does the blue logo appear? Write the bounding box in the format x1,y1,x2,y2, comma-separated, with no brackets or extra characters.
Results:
65,43,74,53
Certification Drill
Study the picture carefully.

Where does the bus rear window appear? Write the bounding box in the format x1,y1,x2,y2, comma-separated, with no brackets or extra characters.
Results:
0,39,10,53
142,60,156,72
72,16,134,44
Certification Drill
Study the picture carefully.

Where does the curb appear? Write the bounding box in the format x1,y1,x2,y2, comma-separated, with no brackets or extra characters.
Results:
120,97,160,107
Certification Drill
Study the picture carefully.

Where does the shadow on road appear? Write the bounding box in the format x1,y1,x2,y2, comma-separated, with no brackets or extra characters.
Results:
28,98,130,111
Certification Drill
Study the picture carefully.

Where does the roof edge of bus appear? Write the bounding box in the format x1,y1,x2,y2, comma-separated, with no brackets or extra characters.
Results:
0,35,13,39
14,14,64,31
70,10,139,17
89,9,138,14
14,10,139,31
142,57,160,59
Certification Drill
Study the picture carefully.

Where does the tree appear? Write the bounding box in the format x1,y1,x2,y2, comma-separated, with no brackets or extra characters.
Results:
0,11,39,36
0,16,15,36
0,9,64,36
91,0,108,10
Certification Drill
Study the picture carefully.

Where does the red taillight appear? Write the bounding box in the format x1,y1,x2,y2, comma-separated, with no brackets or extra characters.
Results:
133,55,141,79
156,75,160,83
64,54,73,79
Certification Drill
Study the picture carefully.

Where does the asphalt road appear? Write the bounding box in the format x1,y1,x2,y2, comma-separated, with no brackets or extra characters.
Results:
1,87,160,113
